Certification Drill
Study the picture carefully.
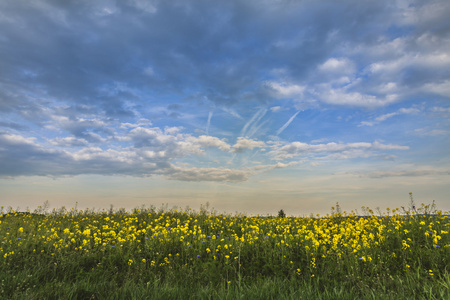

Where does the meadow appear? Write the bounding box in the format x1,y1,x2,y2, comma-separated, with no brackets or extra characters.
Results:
1,198,449,299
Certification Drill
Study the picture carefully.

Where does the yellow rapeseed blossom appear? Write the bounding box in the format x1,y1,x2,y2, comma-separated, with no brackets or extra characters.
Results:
0,204,448,284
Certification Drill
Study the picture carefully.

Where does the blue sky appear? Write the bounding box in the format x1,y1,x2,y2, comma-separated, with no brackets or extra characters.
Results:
1,0,449,215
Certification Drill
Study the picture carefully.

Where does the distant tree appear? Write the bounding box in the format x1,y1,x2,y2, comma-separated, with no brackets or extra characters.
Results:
278,209,286,218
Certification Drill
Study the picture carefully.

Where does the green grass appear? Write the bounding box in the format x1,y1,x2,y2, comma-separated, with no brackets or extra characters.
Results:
0,201,449,299
2,271,449,299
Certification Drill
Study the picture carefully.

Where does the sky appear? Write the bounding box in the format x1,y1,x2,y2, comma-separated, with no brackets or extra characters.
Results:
1,0,449,216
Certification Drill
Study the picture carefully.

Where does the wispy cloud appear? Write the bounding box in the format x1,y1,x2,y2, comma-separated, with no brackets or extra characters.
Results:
414,128,449,136
221,107,243,120
356,169,450,178
270,141,409,161
359,107,421,126
165,166,251,183
206,111,213,135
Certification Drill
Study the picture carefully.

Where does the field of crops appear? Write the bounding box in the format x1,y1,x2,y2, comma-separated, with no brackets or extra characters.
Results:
1,201,449,299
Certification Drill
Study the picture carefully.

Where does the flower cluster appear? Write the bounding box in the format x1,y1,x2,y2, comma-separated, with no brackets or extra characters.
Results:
0,205,449,281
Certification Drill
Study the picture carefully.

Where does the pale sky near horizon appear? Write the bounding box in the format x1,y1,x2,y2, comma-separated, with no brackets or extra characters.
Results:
1,0,449,216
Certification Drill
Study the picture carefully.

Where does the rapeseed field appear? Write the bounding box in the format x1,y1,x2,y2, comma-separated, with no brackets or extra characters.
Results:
1,200,449,299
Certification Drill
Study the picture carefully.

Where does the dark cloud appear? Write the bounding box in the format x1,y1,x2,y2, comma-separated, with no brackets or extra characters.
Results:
4,0,444,114
0,121,28,131
0,131,167,177
0,130,248,181
0,133,73,177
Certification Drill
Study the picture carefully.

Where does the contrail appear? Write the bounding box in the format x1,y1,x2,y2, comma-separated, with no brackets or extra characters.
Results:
222,107,243,120
276,110,300,135
241,108,267,137
206,111,213,135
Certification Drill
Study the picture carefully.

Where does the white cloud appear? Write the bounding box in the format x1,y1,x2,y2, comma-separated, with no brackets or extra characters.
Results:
0,131,232,179
377,82,399,94
375,112,398,122
362,37,407,59
126,127,234,158
164,126,184,135
1,133,36,145
231,137,266,153
270,106,283,112
371,141,409,151
419,53,450,69
319,88,399,108
422,80,450,97
367,57,407,75
318,58,355,75
398,108,420,114
48,115,110,142
270,140,408,160
128,127,176,148
187,135,231,152
49,137,89,147
265,81,305,98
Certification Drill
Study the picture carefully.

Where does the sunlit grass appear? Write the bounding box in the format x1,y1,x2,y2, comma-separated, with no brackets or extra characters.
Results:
1,196,449,299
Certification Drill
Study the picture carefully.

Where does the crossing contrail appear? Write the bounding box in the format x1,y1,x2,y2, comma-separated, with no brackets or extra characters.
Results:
241,108,267,137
